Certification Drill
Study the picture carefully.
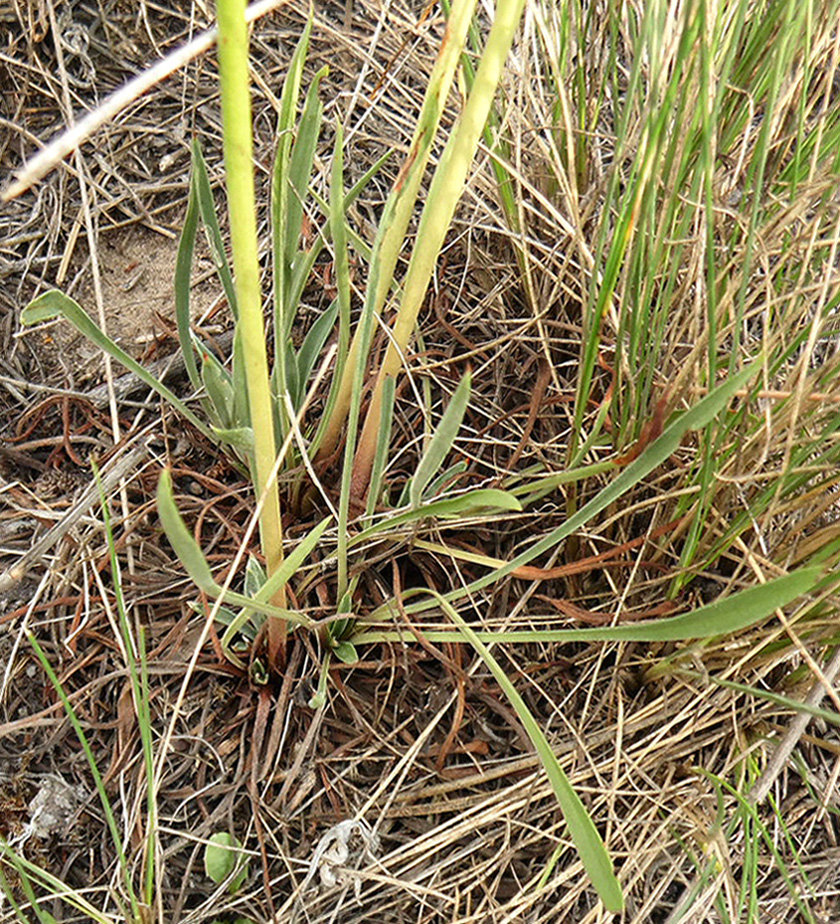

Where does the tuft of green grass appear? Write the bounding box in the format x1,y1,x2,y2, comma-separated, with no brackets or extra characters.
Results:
10,0,840,918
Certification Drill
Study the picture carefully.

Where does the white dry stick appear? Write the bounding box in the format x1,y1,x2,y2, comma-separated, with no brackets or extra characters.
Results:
667,645,840,924
2,0,292,201
748,644,840,805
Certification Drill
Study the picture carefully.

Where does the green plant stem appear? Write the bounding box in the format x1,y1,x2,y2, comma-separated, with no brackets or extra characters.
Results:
315,0,478,465
216,0,286,661
351,0,527,496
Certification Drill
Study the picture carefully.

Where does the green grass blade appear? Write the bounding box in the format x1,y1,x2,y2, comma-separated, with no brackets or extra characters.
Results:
26,632,139,922
366,375,396,517
433,593,623,912
253,516,331,604
410,372,471,508
406,360,761,611
362,567,821,644
191,138,238,320
353,489,522,544
21,290,214,440
285,64,327,309
294,300,339,409
157,468,218,594
174,150,202,392
272,17,312,372
94,461,157,907
199,342,235,429
0,843,116,924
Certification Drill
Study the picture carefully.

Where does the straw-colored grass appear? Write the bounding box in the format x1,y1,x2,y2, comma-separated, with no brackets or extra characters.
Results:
2,0,840,921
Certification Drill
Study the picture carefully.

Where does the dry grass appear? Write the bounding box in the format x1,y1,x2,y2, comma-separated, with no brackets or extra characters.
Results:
2,1,840,922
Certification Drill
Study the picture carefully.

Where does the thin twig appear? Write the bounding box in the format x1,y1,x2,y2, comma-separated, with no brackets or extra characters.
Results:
2,0,292,201
0,438,150,596
748,644,840,805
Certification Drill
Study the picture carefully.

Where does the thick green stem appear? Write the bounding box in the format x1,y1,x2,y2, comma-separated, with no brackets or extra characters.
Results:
217,0,286,661
315,0,479,465
352,0,527,496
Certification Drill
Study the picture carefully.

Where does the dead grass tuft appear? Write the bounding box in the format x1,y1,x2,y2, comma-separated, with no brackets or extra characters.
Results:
2,1,840,922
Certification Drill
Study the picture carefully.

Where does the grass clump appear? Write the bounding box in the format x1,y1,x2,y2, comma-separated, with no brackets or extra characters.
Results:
3,0,840,920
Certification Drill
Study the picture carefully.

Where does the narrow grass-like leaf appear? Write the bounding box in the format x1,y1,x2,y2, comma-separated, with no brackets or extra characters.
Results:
157,469,218,594
218,517,331,655
211,426,255,452
353,489,522,544
390,361,762,614
0,856,40,924
432,593,623,912
253,516,331,604
158,468,310,628
174,154,202,391
308,122,353,459
284,150,393,341
95,461,156,907
285,65,327,300
361,567,821,644
272,18,312,369
410,372,471,508
0,845,116,924
680,669,840,728
192,139,238,320
0,845,59,924
26,632,139,922
231,328,250,432
200,343,235,429
22,291,215,440
420,460,468,503
366,375,397,517
508,459,621,504
294,299,339,408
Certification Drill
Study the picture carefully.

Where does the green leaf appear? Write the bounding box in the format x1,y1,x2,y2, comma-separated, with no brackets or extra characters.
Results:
410,372,472,508
158,469,313,630
174,149,202,392
399,360,765,612
420,460,468,502
366,375,397,516
433,594,623,912
254,516,331,604
332,641,359,664
156,469,217,594
364,567,822,646
211,425,255,452
21,290,214,440
231,328,250,432
286,65,328,288
284,338,301,410
354,488,522,544
218,516,331,657
199,344,235,429
272,18,313,352
243,555,267,599
192,140,238,320
294,300,339,406
204,832,249,892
